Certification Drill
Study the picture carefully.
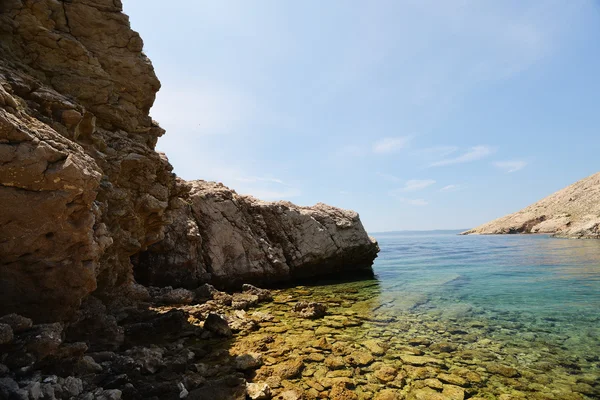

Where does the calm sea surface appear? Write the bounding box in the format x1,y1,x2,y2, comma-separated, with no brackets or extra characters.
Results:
374,230,600,323
243,231,600,398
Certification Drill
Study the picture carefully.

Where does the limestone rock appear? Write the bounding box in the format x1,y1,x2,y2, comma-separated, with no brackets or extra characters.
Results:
329,382,358,400
246,382,271,400
0,0,174,322
272,358,304,379
464,172,600,238
155,288,195,305
0,323,13,344
235,353,263,371
293,302,327,319
0,0,378,325
135,180,379,289
242,284,273,302
126,346,165,374
203,314,232,338
486,362,519,378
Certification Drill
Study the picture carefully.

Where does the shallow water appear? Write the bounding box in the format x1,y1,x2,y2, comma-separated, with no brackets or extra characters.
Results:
233,232,600,399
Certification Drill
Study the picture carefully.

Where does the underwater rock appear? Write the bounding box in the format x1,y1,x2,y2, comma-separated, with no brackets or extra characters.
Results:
246,382,271,399
293,302,327,319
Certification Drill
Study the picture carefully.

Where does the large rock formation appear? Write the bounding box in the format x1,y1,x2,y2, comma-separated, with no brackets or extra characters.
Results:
463,172,600,238
0,0,175,321
0,0,378,323
133,180,379,288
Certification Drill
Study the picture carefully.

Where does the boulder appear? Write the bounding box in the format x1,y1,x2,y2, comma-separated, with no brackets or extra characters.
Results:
203,314,232,338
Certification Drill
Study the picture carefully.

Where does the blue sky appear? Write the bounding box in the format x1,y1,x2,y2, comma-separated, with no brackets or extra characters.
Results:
125,1,600,232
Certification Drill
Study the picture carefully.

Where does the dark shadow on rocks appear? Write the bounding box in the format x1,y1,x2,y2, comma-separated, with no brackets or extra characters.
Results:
0,284,275,400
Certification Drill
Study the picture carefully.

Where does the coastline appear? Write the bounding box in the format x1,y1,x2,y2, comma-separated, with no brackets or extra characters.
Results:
2,237,599,399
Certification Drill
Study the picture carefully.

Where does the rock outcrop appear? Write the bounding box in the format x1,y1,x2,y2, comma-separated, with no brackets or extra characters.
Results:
0,0,378,323
0,0,175,322
463,172,600,238
133,180,379,289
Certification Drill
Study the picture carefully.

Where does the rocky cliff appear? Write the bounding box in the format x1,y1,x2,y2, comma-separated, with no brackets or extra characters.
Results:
463,172,600,238
133,180,379,289
0,0,378,323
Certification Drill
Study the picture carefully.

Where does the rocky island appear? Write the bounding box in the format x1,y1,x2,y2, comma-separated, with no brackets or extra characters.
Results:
0,1,378,398
463,171,600,238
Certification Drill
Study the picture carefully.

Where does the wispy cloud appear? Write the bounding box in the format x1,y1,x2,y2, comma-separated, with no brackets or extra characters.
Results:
372,136,412,154
429,145,493,167
394,179,436,193
440,184,460,192
493,160,527,173
398,198,429,207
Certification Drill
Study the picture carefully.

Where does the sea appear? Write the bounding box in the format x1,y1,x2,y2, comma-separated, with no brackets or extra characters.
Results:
246,230,600,399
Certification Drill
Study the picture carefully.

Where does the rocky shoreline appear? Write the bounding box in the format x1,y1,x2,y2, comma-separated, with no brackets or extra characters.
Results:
3,281,598,400
463,172,600,238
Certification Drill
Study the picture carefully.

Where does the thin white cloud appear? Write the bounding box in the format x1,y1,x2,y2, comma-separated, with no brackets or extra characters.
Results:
429,145,493,167
440,184,460,192
493,160,527,173
395,179,436,193
398,198,429,207
372,136,412,154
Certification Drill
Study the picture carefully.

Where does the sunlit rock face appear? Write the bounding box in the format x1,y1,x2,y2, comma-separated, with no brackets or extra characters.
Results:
0,0,378,322
463,171,600,238
134,180,379,289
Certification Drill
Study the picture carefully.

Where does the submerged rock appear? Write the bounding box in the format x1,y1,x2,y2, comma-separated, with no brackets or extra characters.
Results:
235,353,263,371
246,382,271,399
293,302,327,319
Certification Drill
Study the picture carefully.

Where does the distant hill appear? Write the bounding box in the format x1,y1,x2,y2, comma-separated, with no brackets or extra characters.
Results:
463,172,600,239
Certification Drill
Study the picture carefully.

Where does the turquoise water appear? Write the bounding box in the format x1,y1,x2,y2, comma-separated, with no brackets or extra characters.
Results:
240,231,600,399
374,231,600,321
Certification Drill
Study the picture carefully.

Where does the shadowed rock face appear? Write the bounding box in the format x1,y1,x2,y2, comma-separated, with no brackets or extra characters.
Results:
133,180,379,289
0,0,175,321
0,0,378,322
463,172,600,238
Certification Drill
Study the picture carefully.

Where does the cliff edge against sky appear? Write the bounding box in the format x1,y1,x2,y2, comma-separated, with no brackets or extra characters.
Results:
463,172,600,238
0,0,378,323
